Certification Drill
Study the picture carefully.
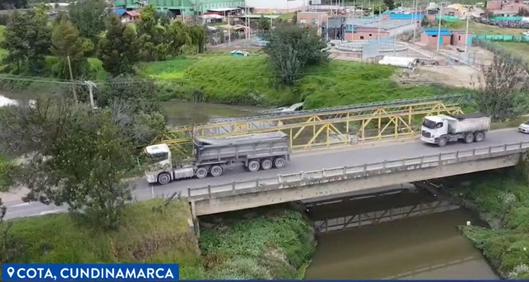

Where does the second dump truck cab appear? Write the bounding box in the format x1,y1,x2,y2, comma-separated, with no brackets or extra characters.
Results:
145,132,290,185
421,114,491,147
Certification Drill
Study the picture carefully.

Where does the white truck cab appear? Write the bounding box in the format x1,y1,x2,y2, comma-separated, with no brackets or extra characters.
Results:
144,144,195,185
420,115,449,144
144,144,172,184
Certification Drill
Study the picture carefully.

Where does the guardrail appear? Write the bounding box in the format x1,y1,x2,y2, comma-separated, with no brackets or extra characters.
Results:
187,141,529,200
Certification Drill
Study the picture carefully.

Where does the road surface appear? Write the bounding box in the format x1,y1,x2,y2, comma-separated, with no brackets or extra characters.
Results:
5,128,529,220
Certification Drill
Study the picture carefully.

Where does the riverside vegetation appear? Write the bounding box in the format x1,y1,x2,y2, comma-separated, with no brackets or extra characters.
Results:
446,162,529,279
1,201,314,279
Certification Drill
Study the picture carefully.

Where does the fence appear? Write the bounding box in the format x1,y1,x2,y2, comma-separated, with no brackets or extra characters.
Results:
475,34,529,43
187,141,529,200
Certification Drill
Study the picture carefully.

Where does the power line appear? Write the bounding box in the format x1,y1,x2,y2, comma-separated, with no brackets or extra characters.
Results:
0,75,162,86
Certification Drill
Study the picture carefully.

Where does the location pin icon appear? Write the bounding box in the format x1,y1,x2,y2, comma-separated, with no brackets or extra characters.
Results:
6,267,15,278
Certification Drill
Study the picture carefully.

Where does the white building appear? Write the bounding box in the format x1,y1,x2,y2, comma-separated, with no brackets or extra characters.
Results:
245,0,307,13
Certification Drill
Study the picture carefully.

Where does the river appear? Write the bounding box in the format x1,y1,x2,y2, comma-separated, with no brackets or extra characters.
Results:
305,192,498,279
0,92,266,127
161,101,265,127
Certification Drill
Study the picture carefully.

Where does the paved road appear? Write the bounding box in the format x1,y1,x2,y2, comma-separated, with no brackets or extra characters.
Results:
5,128,529,220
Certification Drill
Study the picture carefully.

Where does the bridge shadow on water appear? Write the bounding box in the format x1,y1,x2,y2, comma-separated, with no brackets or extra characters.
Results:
303,186,498,279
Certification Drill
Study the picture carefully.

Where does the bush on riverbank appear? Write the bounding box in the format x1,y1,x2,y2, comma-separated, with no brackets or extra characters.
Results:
3,200,204,278
448,167,529,279
0,154,13,191
200,207,315,279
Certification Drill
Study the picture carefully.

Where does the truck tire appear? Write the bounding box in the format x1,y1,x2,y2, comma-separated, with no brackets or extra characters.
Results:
247,160,260,172
210,165,223,177
261,159,273,170
274,157,287,168
475,131,485,142
438,137,447,147
464,133,474,143
195,167,209,179
157,172,171,185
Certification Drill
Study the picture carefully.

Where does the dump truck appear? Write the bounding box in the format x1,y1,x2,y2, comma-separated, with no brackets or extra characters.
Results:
420,114,491,147
144,132,290,185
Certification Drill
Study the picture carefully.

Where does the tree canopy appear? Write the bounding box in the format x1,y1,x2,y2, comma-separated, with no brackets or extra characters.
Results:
98,16,139,76
265,24,328,85
1,7,51,74
50,19,93,79
0,98,138,229
475,47,529,121
68,0,108,42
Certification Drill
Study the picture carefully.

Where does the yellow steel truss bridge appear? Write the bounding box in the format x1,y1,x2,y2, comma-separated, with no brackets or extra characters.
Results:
155,95,464,157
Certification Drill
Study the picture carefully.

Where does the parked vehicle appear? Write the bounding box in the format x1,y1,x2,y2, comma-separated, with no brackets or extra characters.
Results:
378,56,419,69
420,114,491,147
144,132,290,185
519,121,529,133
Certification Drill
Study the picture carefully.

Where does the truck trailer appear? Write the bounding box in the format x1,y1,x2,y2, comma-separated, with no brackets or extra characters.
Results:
420,114,491,147
144,132,290,185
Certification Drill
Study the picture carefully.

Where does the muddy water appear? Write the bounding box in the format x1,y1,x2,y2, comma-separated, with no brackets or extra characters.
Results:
305,203,497,279
161,101,265,127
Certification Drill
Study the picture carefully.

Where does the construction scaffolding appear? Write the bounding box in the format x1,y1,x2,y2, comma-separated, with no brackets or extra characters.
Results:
155,96,464,156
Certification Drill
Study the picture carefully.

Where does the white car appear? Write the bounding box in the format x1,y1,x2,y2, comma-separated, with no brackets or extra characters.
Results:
519,121,529,133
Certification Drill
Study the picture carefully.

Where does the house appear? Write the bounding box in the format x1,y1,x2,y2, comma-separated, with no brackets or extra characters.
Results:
114,8,141,23
298,12,329,35
420,28,453,49
420,28,473,49
245,0,306,13
486,0,529,16
344,17,417,41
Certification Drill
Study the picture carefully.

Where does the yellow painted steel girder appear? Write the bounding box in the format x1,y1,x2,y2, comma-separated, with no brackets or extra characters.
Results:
155,100,463,153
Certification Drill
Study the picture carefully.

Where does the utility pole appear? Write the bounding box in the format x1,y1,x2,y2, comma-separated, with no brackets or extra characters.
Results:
412,0,418,42
464,12,470,63
84,81,97,110
228,14,231,46
66,55,77,103
436,2,443,54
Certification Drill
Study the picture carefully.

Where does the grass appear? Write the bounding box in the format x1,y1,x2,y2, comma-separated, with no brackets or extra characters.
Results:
468,22,524,36
137,57,198,81
446,167,529,279
434,21,525,36
143,54,470,108
492,42,529,63
199,207,315,279
298,61,470,108
5,200,204,279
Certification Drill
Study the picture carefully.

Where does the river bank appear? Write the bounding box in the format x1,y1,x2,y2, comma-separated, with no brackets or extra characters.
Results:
0,200,204,278
198,205,315,279
443,166,529,279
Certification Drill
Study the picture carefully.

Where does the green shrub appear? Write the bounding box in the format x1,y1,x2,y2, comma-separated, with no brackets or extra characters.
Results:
5,200,204,279
0,155,13,191
200,208,315,279
452,167,529,279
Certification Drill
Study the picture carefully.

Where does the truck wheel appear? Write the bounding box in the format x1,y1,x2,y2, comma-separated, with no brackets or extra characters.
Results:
247,160,260,172
464,133,474,143
438,137,447,147
210,165,223,177
195,167,209,179
274,157,287,168
475,131,485,142
261,159,273,170
157,172,171,185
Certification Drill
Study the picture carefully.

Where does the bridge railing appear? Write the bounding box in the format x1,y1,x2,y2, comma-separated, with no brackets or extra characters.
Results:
187,141,529,200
